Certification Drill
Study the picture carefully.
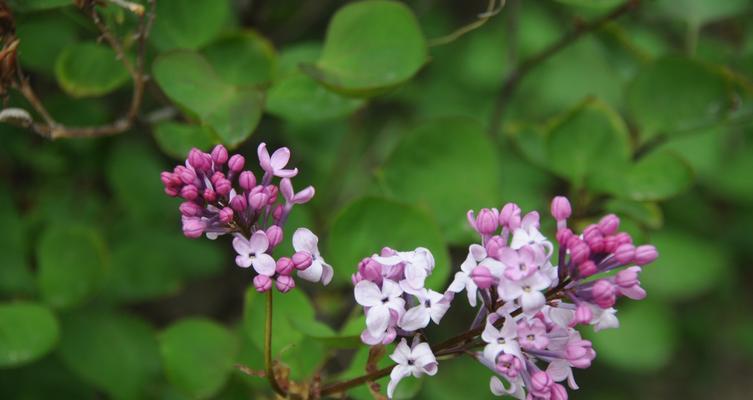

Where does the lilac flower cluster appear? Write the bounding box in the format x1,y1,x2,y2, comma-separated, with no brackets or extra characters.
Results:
353,196,658,399
161,143,332,293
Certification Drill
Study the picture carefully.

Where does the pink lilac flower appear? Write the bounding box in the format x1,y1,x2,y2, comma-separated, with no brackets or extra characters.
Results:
387,338,438,399
161,143,324,293
398,288,453,331
354,279,405,338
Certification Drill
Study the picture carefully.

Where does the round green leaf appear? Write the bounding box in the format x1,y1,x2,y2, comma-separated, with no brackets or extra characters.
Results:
327,197,450,289
159,319,238,399
303,0,428,96
153,50,263,147
203,30,277,86
653,0,749,26
57,312,161,399
36,224,107,309
641,229,727,300
0,302,59,368
708,145,753,203
54,42,129,98
0,185,33,296
267,73,365,121
150,0,231,51
619,150,694,201
626,56,730,139
16,14,78,76
381,117,501,243
588,301,676,371
153,121,218,160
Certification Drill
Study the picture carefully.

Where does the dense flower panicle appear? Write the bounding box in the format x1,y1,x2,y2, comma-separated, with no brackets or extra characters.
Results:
161,143,331,292
353,196,659,399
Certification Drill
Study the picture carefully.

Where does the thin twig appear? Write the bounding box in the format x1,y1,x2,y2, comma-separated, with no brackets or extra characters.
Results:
427,0,505,47
265,290,287,397
488,0,641,138
107,0,145,15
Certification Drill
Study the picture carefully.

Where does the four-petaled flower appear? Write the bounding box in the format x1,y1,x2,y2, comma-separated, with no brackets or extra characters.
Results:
399,287,452,331
354,279,405,338
387,338,438,399
233,231,276,276
258,142,298,178
293,228,333,285
375,247,435,290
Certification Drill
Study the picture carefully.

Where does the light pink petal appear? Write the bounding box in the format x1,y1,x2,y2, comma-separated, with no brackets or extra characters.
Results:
232,235,251,255
354,280,382,307
390,338,411,365
387,364,411,399
280,178,294,202
297,259,323,282
448,271,468,293
365,305,390,336
248,231,270,254
547,360,571,382
399,305,430,331
257,142,271,172
292,228,318,254
292,185,314,203
403,263,427,290
252,254,276,276
381,279,403,298
521,291,546,314
235,254,252,268
269,147,291,170
275,167,298,178
320,262,334,285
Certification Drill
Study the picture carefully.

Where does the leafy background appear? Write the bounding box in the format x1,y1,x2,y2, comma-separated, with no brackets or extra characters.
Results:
1,0,753,399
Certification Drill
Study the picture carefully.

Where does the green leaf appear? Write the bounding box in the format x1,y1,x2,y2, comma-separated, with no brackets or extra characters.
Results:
707,144,753,203
381,117,501,243
302,0,428,96
7,0,71,12
36,224,107,309
658,126,722,178
150,0,232,51
544,98,631,189
653,0,749,26
641,229,728,300
153,121,218,160
618,150,694,201
267,73,365,122
153,50,264,147
603,198,663,229
160,319,238,399
0,186,33,296
203,30,277,86
421,355,495,399
288,318,361,350
626,56,730,140
587,301,676,371
0,357,96,399
16,14,78,76
54,42,129,98
0,302,59,368
57,311,161,399
327,197,450,289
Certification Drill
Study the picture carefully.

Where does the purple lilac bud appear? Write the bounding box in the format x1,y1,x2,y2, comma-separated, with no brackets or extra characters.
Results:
556,228,574,246
179,201,202,217
470,265,494,289
188,148,211,171
180,185,199,201
176,166,196,185
248,192,268,210
577,260,597,277
476,208,499,235
568,239,590,265
214,178,232,197
592,280,616,309
495,354,523,378
614,243,636,264
565,339,596,368
182,218,205,238
573,303,593,326
230,194,247,212
634,245,658,265
266,226,283,248
550,196,572,221
253,275,272,292
530,371,554,397
239,171,256,191
219,207,233,224
598,214,620,235
551,384,568,400
484,235,505,260
211,144,228,165
499,202,521,230
292,251,313,270
228,154,245,172
203,188,216,203
276,257,294,275
276,275,296,293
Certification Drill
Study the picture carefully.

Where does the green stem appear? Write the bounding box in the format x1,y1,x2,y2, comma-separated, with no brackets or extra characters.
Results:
265,290,286,397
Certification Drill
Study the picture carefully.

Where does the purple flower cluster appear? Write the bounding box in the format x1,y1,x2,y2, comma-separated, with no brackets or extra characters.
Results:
161,143,332,293
353,196,658,399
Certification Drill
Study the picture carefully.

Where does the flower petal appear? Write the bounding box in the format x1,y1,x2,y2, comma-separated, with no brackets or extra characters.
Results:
248,231,270,254
252,254,276,276
232,235,251,255
399,305,430,331
387,364,411,399
354,280,382,307
297,259,323,282
365,305,390,336
269,147,291,170
292,228,318,254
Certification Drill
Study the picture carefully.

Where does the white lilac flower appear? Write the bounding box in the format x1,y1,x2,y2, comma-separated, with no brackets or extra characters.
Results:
498,271,552,315
481,313,523,364
293,228,333,285
374,247,435,291
398,288,452,331
233,231,276,276
387,338,438,398
354,279,405,337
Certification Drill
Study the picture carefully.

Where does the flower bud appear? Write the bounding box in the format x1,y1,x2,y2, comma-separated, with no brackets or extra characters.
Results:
164,186,179,197
550,196,572,221
276,275,296,293
565,339,595,368
614,232,633,246
176,166,196,185
239,171,256,191
253,275,272,292
484,235,505,260
182,217,205,238
614,243,635,264
180,185,199,201
358,258,383,283
474,208,499,235
583,225,605,253
470,265,494,289
577,260,597,277
266,225,283,248
550,384,568,400
556,228,574,246
228,154,245,172
214,178,232,197
211,144,228,165
188,148,211,171
598,214,620,235
230,194,247,212
568,240,590,265
634,245,658,265
203,187,216,203
292,251,313,270
219,207,233,224
531,371,553,395
592,280,616,309
265,185,278,204
573,303,593,326
272,204,284,221
499,203,522,230
248,192,269,210
160,171,174,186
276,257,294,275
179,201,203,217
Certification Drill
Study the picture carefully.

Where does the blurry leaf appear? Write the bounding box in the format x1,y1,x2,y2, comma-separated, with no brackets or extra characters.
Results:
555,0,623,9
658,126,721,178
337,344,394,400
381,117,501,243
327,197,450,289
641,229,727,300
420,355,494,399
0,186,33,296
153,50,263,147
626,56,730,140
288,318,361,349
0,302,59,367
603,198,663,229
106,140,175,223
203,30,277,86
0,357,96,399
618,150,694,201
544,98,631,189
55,42,129,98
16,14,78,76
37,224,107,309
7,0,70,12
153,121,218,160
58,311,161,399
653,0,750,26
160,318,238,399
46,94,111,126
102,228,222,303
302,0,428,96
276,42,321,77
150,0,231,51
267,74,365,122
707,144,753,203
588,301,676,371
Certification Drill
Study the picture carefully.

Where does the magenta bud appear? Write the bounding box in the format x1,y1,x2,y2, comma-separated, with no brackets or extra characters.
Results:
210,171,224,186
634,245,658,265
276,257,294,275
219,207,233,224
230,194,247,212
484,235,506,260
176,166,196,185
188,148,211,171
470,265,494,289
615,266,640,288
214,179,232,197
614,243,636,264
266,226,283,248
359,258,383,283
239,171,256,191
276,275,296,293
614,232,633,246
180,185,199,201
228,154,245,172
272,204,284,221
265,185,279,203
253,275,272,292
577,260,597,277
569,240,590,265
550,384,568,400
598,214,620,235
573,303,593,325
592,280,616,309
380,247,397,257
160,171,174,186
603,235,619,253
292,251,312,270
182,218,205,238
550,196,572,221
556,228,574,245
164,187,179,197
475,208,499,235
531,371,553,393
211,144,228,165
203,187,216,203
248,192,268,210
499,203,522,230
179,201,203,217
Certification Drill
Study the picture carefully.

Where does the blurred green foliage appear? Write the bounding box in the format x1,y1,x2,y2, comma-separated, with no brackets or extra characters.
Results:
1,0,753,399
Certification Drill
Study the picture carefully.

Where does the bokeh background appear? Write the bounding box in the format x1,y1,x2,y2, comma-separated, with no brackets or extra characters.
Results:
1,0,753,399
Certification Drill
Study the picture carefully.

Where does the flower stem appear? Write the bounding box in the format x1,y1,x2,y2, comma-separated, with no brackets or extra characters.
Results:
265,290,286,397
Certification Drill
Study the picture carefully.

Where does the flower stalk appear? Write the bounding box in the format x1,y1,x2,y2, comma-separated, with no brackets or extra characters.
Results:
265,290,286,397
